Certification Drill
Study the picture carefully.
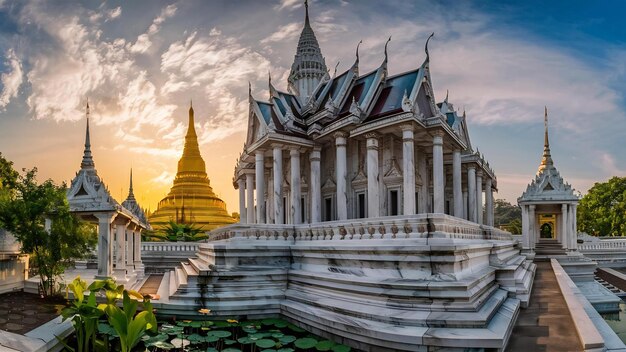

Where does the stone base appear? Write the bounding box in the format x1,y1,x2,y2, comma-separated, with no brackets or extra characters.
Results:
153,228,533,351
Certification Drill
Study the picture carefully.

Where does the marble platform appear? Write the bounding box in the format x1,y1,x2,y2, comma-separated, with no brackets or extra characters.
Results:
149,214,536,351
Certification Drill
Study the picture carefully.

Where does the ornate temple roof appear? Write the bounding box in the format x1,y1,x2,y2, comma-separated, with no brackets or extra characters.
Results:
121,169,150,228
237,5,496,184
518,108,579,204
67,103,149,226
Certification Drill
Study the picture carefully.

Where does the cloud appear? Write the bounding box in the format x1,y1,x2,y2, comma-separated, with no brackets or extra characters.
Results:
0,49,23,110
129,4,177,54
151,170,175,185
599,152,626,176
275,0,303,11
261,22,301,44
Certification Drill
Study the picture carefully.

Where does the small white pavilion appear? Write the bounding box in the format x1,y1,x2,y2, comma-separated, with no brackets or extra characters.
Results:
518,108,579,255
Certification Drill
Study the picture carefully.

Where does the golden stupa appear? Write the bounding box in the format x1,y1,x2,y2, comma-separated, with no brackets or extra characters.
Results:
148,103,236,231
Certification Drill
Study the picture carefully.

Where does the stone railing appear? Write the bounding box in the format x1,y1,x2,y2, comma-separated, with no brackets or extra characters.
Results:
208,214,512,242
141,242,201,253
578,239,626,251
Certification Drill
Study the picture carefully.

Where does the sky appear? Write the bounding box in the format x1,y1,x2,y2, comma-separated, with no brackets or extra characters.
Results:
0,0,625,214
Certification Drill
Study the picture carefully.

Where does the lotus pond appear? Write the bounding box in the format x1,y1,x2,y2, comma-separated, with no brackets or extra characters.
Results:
105,317,351,352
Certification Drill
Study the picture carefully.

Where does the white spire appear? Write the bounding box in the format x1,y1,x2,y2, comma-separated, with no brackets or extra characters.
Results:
288,0,328,102
80,100,95,170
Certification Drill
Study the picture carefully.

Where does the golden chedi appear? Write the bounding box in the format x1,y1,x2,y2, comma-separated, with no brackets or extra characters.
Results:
149,103,236,231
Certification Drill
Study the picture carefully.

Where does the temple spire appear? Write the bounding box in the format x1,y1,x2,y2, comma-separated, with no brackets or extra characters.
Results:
127,168,135,200
304,0,310,27
80,100,95,170
178,101,205,174
538,106,554,174
288,0,328,102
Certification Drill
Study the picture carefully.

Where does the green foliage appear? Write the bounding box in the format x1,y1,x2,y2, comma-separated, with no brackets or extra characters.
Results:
60,276,157,352
0,155,96,297
494,199,522,234
578,176,626,236
144,220,208,242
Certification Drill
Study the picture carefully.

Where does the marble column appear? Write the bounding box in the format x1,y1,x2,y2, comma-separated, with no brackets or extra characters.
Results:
476,171,484,224
114,221,126,276
237,179,246,224
529,205,536,250
452,150,462,218
310,147,321,223
335,132,348,220
134,230,143,277
462,188,468,220
273,146,284,224
467,167,477,222
522,205,530,250
246,173,254,224
290,148,302,224
561,204,569,250
366,133,380,218
432,132,445,214
255,150,266,224
418,149,428,214
485,178,493,226
571,204,578,250
96,213,114,279
125,227,134,271
401,126,416,215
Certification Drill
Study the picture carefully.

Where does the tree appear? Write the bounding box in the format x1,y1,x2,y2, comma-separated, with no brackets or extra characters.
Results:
0,154,96,297
578,176,626,237
144,221,207,242
493,199,522,233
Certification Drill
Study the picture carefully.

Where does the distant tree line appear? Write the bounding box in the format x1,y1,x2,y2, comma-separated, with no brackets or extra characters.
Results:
493,199,522,234
578,176,626,237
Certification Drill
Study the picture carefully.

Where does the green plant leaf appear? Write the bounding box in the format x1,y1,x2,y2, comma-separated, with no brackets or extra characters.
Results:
288,324,305,333
206,330,231,338
277,349,295,352
237,336,253,344
316,340,335,351
331,345,351,352
294,338,318,349
256,339,277,348
221,349,242,352
224,339,237,345
279,335,296,344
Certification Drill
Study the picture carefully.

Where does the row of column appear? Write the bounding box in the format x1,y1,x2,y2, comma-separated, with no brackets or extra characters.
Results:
237,127,494,226
96,213,143,280
520,203,578,252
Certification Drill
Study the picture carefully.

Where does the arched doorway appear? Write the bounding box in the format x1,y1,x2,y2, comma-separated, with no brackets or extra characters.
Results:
540,222,553,239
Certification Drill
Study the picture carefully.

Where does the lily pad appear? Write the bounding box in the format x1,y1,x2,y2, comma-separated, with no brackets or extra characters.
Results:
250,332,271,339
206,348,219,352
205,335,220,343
295,338,318,349
261,350,277,352
271,332,285,339
279,335,296,344
187,334,205,344
224,339,237,345
222,349,242,352
331,345,351,352
150,341,176,350
207,330,232,338
171,338,191,348
262,318,282,326
256,339,277,348
237,336,254,344
316,340,335,351
277,349,295,352
288,324,306,333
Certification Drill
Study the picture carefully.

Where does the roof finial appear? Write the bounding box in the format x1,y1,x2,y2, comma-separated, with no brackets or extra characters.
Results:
333,61,340,78
304,0,310,27
444,89,449,103
127,168,135,199
424,32,435,64
384,36,391,63
248,81,252,98
538,106,554,174
543,106,550,148
80,99,95,170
